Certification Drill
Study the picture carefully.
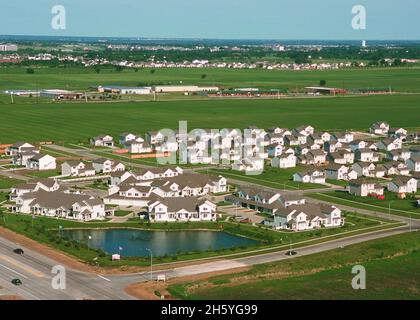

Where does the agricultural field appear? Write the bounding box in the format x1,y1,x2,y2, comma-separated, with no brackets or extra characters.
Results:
1,67,420,92
168,232,420,300
0,94,419,144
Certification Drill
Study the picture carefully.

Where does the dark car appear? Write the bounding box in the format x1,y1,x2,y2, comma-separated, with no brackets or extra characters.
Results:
13,248,24,255
11,279,22,286
285,250,297,256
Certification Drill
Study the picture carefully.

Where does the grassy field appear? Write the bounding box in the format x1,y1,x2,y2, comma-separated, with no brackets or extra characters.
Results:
1,67,420,92
201,166,326,190
0,176,24,189
0,94,419,144
168,232,420,300
309,191,420,218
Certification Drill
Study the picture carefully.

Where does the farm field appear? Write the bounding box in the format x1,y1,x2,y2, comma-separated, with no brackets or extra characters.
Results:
168,232,420,300
308,191,420,218
0,94,419,144
1,67,420,92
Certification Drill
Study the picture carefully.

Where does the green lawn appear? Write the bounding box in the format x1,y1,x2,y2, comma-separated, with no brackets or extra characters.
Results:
0,192,8,202
114,210,131,217
168,232,420,300
0,176,24,189
308,191,420,218
202,166,326,190
0,94,420,144
22,170,61,179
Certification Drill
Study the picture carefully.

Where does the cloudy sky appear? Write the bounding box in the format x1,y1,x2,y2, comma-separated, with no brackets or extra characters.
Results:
0,0,418,40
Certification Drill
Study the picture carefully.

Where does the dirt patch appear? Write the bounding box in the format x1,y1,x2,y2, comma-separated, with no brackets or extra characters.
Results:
125,266,250,300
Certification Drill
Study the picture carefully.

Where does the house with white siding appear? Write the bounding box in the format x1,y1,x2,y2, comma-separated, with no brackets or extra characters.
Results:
26,154,57,171
90,135,114,147
388,176,418,194
349,179,384,197
148,197,217,222
293,170,326,184
406,156,420,172
370,122,389,135
271,153,297,168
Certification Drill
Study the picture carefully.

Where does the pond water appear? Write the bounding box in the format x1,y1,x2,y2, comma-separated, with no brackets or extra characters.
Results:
62,229,258,257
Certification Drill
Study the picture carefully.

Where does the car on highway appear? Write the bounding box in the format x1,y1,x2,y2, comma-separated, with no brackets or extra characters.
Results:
13,248,24,255
11,279,22,286
285,250,298,256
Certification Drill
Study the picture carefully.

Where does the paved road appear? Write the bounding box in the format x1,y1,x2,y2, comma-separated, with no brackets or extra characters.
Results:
0,236,135,300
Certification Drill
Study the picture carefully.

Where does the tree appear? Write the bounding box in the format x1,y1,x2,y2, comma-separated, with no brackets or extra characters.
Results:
26,68,35,74
201,74,207,79
94,67,101,73
115,66,124,72
150,69,156,74
319,80,327,87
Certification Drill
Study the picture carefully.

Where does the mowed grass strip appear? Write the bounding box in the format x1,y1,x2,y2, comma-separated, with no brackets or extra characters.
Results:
308,191,420,218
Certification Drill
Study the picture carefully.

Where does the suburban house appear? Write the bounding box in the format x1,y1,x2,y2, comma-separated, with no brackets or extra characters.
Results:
352,162,376,177
265,203,343,231
326,164,358,181
271,153,297,168
13,190,107,221
9,179,60,201
349,179,384,197
355,148,380,162
90,135,114,147
293,125,314,136
267,144,284,157
119,132,140,145
279,194,306,207
382,162,410,176
406,156,420,172
386,149,411,162
388,127,408,139
61,161,96,177
305,150,327,165
370,121,390,135
126,140,152,154
327,150,355,165
377,138,402,151
293,170,326,184
331,132,354,144
6,142,37,156
387,176,418,194
92,158,125,173
26,154,57,171
148,197,217,222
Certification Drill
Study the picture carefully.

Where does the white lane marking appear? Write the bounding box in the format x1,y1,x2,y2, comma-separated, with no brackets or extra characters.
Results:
97,275,111,282
0,263,29,279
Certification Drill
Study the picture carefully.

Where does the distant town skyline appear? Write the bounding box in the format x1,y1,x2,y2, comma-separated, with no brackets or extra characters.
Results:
1,0,419,40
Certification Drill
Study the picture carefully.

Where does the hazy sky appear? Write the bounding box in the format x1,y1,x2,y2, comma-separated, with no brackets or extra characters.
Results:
0,0,419,40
